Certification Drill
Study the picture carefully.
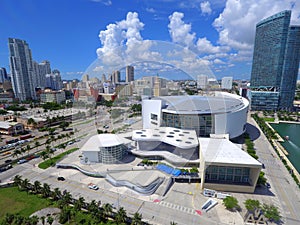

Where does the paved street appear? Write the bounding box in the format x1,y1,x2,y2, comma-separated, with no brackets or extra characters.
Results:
247,115,300,225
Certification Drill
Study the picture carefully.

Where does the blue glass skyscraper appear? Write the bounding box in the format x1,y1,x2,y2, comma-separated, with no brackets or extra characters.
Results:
250,10,300,110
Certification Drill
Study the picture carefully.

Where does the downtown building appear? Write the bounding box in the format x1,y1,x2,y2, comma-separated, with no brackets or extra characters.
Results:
250,10,300,111
125,65,134,83
8,38,36,101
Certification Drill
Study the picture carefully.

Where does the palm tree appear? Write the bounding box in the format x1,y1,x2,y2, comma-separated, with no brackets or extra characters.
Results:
4,213,15,224
26,144,31,156
131,212,142,225
30,215,39,225
21,178,30,192
33,180,42,194
88,200,99,217
13,175,23,187
41,216,46,225
115,207,127,224
103,203,113,220
35,141,40,148
47,216,54,225
13,148,21,160
74,196,85,211
40,151,48,160
41,183,51,198
20,147,26,156
51,187,61,201
170,222,178,225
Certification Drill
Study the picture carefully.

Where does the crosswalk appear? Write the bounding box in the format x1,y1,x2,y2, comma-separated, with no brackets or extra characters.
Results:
156,200,198,215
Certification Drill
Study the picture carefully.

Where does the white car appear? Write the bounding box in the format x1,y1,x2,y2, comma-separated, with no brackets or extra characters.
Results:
88,183,99,190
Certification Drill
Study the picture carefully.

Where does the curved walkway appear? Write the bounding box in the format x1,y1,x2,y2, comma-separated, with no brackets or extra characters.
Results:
131,150,199,166
56,163,163,195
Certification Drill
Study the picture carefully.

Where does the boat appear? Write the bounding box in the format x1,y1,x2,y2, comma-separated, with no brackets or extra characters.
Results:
284,136,289,141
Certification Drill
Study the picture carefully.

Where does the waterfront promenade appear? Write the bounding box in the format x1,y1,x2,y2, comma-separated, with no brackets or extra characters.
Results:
248,115,300,225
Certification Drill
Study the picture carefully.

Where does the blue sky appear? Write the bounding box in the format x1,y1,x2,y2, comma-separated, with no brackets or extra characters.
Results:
1,0,300,80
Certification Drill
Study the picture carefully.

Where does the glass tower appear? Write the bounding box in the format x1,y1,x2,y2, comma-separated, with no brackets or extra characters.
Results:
8,38,36,101
250,10,300,110
279,26,300,108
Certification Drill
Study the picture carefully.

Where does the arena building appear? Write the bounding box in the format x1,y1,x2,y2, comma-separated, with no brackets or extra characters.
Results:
142,92,249,139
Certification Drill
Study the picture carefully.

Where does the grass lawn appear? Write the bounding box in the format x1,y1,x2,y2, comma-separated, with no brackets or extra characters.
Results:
38,147,79,169
0,186,52,219
263,117,275,122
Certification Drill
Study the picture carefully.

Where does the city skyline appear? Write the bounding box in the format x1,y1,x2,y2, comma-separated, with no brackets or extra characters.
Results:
1,0,300,81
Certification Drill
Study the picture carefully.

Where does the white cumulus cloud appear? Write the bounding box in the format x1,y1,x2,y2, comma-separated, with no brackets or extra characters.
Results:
168,11,228,55
213,0,300,51
200,1,212,15
168,12,196,48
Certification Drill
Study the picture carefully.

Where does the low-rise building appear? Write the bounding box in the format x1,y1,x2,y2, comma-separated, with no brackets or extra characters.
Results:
0,121,24,135
40,90,66,104
81,134,131,164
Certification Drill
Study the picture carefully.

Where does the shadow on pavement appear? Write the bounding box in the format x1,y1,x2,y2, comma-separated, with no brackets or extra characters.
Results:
245,123,261,141
253,185,275,196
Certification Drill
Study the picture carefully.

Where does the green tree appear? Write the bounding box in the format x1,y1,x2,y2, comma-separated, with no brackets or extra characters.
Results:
51,187,61,201
115,207,127,224
21,178,30,192
131,212,142,225
223,196,240,211
41,183,51,198
41,216,46,225
13,148,21,160
13,175,22,188
74,197,85,212
33,180,42,194
262,204,281,222
102,203,113,221
244,199,260,212
257,171,267,186
47,216,54,225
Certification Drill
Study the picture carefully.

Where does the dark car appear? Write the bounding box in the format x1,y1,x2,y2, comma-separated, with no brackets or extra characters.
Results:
266,182,271,188
5,159,12,164
57,176,65,181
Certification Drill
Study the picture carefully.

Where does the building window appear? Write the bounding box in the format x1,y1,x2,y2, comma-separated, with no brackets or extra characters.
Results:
151,113,158,121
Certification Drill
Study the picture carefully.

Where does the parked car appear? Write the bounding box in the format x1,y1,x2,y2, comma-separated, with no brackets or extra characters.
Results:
266,182,271,188
17,159,27,164
5,159,12,164
57,176,65,181
88,183,99,190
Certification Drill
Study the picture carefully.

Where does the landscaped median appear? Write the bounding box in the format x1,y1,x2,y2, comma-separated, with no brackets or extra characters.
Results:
38,148,79,169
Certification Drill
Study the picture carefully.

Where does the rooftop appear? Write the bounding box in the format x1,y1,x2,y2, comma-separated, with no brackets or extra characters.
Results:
81,134,131,151
132,127,198,149
153,95,245,114
199,138,261,167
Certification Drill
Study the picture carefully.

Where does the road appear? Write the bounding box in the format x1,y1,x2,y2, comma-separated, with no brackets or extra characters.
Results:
248,116,300,225
0,159,221,225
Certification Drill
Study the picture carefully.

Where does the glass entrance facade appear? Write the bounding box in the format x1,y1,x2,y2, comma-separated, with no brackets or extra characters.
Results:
205,165,250,184
161,112,214,137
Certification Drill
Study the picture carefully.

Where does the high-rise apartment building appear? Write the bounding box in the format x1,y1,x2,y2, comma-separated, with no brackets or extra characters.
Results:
112,70,120,84
8,38,36,101
0,67,8,83
33,60,50,88
46,69,62,90
197,75,208,89
82,74,89,82
250,10,300,110
126,65,134,83
221,77,233,90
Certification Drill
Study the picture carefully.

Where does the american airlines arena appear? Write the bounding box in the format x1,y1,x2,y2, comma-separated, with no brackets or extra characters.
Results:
142,92,249,139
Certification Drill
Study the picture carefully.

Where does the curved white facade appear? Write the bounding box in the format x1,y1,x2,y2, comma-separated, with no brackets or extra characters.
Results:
142,92,249,139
